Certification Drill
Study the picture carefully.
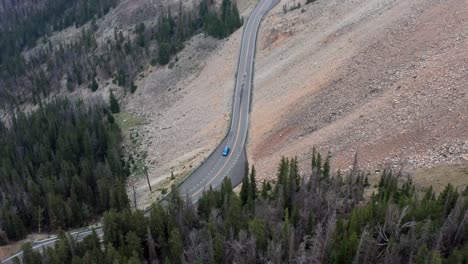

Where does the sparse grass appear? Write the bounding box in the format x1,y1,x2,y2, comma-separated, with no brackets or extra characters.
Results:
413,164,468,193
114,112,145,136
114,111,150,209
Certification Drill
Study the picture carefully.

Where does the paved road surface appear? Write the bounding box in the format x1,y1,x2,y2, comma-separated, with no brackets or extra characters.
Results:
177,0,279,202
1,228,104,263
1,0,278,262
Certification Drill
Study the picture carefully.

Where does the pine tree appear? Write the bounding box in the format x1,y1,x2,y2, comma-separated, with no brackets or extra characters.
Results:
281,208,291,260
322,152,331,180
261,180,269,199
109,90,120,113
130,82,137,94
135,23,146,47
316,152,322,174
158,42,171,65
277,157,290,186
276,157,292,210
213,233,224,264
149,204,168,254
225,195,242,235
22,243,42,264
220,177,233,205
290,157,300,190
199,0,208,19
250,165,257,200
125,231,143,258
240,169,250,206
169,228,183,264
364,176,370,187
282,208,290,236
311,147,317,170
248,218,267,251
89,78,99,92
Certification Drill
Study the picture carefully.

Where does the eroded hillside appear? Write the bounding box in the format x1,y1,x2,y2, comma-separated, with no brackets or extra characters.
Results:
122,0,468,208
249,0,468,185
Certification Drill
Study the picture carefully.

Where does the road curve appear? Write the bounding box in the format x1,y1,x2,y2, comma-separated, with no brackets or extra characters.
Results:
1,0,278,262
177,0,279,202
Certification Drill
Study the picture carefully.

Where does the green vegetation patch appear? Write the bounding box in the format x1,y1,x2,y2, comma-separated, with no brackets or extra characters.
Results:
414,164,468,193
114,112,145,136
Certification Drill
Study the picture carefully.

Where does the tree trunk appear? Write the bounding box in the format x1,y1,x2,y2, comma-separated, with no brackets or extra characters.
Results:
133,182,138,209
145,169,152,192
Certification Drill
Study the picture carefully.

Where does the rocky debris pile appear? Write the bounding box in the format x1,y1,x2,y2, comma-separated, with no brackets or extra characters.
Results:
248,0,468,186
407,140,468,168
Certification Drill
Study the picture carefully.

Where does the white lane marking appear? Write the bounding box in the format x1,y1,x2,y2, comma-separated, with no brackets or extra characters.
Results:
185,1,262,197
2,229,103,263
189,0,270,198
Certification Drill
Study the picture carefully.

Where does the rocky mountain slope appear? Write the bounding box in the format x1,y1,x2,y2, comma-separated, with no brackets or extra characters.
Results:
124,0,467,208
248,0,467,185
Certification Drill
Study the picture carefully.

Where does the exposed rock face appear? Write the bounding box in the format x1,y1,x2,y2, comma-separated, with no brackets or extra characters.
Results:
248,0,468,183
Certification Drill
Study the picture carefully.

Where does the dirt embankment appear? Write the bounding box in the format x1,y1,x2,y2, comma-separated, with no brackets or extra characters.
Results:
123,0,257,208
248,0,468,187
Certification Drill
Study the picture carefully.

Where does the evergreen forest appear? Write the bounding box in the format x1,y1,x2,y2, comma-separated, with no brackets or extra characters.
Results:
0,98,128,244
17,153,468,264
0,0,242,107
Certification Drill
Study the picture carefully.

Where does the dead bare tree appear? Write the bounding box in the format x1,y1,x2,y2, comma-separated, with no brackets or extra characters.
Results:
263,240,282,264
436,195,467,252
295,235,314,264
184,229,213,263
225,230,256,263
309,222,325,263
354,226,372,264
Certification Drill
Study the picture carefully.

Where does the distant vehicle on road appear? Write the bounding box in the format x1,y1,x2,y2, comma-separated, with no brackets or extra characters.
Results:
222,147,230,156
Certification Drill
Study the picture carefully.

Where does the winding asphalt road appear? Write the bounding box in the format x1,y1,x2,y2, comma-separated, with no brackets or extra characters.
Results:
178,0,279,202
1,0,278,262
